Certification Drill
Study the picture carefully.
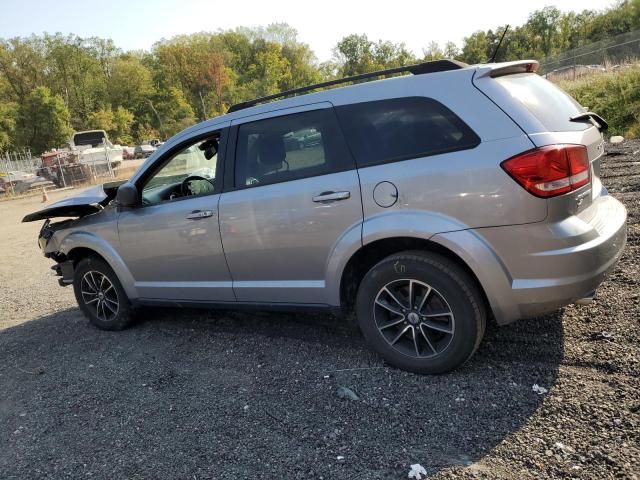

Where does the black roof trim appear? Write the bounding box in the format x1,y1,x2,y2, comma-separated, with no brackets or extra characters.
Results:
227,59,468,113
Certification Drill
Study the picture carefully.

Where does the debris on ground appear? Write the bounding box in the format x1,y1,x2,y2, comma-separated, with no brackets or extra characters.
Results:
408,463,427,479
532,384,548,395
336,386,359,401
589,331,615,342
554,442,576,455
16,365,45,375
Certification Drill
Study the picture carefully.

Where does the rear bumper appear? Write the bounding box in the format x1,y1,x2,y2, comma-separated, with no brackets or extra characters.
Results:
478,194,627,323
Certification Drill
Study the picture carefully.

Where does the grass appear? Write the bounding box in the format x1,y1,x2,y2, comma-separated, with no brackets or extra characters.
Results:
558,65,640,138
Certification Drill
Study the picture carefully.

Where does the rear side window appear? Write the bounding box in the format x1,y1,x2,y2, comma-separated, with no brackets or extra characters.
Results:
335,97,480,168
235,109,353,188
495,73,588,132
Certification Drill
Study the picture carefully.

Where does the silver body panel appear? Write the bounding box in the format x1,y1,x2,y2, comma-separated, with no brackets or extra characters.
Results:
117,193,234,302
37,61,627,325
219,170,362,304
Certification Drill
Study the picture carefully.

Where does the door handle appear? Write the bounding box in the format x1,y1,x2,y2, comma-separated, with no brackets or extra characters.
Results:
312,191,351,203
186,210,214,219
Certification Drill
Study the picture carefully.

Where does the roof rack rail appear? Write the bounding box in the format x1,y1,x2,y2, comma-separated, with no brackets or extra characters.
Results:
227,59,468,113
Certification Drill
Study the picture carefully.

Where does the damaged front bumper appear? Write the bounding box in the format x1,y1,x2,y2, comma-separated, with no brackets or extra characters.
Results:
28,183,124,287
38,219,75,286
51,261,74,286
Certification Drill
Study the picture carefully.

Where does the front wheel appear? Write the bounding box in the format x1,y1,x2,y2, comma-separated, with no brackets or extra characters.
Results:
355,251,486,374
73,256,133,331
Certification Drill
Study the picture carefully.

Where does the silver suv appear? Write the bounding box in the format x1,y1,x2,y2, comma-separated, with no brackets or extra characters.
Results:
25,60,627,373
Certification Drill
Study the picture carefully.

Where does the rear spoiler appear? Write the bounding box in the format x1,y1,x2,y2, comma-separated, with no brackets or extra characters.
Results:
474,60,539,79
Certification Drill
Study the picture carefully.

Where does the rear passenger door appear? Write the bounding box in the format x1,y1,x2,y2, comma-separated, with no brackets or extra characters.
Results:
219,103,362,304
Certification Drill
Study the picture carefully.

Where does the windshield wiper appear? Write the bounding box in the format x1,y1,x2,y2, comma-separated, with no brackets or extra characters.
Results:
570,112,608,132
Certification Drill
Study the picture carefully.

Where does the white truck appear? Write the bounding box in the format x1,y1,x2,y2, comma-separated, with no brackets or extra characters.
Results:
70,130,123,169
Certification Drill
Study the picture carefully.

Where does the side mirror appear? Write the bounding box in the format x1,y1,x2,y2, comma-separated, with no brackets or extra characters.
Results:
116,182,139,207
199,138,219,160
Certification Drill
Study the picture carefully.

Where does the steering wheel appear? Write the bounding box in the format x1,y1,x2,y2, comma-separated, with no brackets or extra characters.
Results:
181,175,214,196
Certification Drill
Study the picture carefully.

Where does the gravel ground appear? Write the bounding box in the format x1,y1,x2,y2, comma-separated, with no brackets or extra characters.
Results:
0,142,638,479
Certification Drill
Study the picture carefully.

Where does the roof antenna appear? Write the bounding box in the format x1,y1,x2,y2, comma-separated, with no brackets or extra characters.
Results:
489,25,510,63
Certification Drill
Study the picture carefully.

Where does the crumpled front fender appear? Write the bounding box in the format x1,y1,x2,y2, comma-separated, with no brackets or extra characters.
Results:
50,230,138,300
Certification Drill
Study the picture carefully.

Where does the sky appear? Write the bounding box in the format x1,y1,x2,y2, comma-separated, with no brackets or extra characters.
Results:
0,0,616,61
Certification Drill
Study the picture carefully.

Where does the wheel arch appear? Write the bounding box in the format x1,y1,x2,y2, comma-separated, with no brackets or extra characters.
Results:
57,232,138,300
339,236,492,320
67,246,107,265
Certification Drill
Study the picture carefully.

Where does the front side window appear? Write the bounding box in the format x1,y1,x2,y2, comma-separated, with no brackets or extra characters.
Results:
335,97,480,168
235,109,352,188
141,134,220,205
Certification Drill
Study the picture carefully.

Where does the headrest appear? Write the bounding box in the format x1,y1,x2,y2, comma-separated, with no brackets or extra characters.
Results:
257,134,285,167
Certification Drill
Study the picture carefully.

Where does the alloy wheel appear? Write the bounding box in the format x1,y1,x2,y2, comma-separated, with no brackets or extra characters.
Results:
373,279,455,358
80,271,119,322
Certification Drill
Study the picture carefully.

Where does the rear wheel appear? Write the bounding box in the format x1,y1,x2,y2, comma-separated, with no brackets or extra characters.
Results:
355,251,485,374
73,256,133,331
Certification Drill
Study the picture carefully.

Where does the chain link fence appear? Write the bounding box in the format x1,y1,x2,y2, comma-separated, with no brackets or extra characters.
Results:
0,148,123,198
539,29,640,81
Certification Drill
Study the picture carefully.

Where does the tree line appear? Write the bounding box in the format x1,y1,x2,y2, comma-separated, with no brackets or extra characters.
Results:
1,1,639,154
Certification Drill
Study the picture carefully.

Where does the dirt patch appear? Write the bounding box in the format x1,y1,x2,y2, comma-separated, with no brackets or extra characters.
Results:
0,143,638,479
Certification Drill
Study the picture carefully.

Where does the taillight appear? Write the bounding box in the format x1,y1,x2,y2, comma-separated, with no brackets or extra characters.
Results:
501,144,590,198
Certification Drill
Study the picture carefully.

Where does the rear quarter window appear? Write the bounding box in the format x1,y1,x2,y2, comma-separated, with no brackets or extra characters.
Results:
335,97,480,168
495,73,588,132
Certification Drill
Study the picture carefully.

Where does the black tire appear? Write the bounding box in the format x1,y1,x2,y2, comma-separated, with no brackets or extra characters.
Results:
73,256,133,331
355,251,486,374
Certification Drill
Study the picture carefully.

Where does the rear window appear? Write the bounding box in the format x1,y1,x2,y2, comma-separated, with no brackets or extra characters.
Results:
335,97,480,168
495,74,588,132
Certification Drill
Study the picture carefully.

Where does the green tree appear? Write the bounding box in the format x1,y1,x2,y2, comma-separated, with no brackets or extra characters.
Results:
153,35,234,120
134,125,161,145
333,34,415,76
460,31,490,63
107,56,154,112
15,87,72,154
589,0,640,40
443,41,460,59
88,107,115,132
280,40,322,90
0,37,47,102
148,87,196,139
333,34,376,75
235,23,300,45
112,107,135,145
246,41,291,97
88,106,134,144
44,34,107,127
527,7,563,58
423,41,444,61
0,101,17,150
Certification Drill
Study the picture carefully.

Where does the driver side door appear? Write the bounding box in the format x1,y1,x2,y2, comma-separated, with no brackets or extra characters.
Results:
116,126,235,302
